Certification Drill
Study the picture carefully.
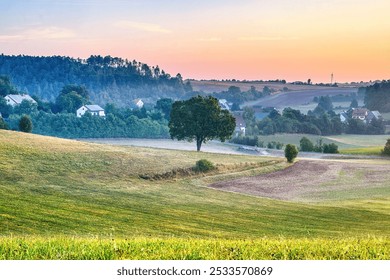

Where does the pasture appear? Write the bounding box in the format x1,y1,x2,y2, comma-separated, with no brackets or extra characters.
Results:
0,130,389,259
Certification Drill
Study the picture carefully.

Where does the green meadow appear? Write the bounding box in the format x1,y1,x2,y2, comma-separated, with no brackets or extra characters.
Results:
0,130,389,259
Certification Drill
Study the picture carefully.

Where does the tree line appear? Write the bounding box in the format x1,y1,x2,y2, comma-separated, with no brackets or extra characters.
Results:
0,54,191,106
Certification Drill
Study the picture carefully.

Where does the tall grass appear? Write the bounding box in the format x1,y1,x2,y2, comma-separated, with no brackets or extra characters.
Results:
1,237,388,260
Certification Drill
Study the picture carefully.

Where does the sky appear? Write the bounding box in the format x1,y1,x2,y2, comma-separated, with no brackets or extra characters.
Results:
0,0,389,83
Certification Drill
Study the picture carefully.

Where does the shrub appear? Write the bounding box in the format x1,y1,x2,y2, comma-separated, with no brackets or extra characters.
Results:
382,139,390,156
194,159,215,172
285,144,298,163
267,141,284,150
19,115,33,133
323,143,339,154
230,136,263,147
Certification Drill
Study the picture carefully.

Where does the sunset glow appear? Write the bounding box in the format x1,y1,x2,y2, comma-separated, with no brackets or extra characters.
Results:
1,0,389,83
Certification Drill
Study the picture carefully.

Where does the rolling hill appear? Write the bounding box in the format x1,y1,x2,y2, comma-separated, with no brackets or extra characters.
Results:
1,130,390,259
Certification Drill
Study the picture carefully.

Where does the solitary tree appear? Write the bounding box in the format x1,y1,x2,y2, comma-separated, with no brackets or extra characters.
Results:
284,144,298,163
19,115,33,133
169,95,236,151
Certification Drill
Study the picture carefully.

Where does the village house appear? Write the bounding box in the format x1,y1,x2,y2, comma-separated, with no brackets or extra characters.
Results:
76,105,105,118
130,99,144,109
218,99,230,111
351,108,368,121
4,94,37,106
233,113,246,136
366,111,382,123
340,108,383,124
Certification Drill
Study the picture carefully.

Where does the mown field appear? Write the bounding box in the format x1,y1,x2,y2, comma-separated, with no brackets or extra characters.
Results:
0,130,389,259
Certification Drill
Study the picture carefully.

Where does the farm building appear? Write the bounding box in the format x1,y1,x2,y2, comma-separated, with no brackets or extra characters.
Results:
77,105,105,118
351,108,368,121
4,94,37,106
366,111,382,123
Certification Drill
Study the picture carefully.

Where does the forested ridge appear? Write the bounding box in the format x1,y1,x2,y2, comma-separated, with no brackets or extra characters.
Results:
0,54,191,106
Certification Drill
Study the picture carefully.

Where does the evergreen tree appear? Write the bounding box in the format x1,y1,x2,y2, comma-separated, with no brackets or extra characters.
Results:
285,144,298,163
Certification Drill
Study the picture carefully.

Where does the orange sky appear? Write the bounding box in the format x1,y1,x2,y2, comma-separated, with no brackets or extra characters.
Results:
1,0,389,83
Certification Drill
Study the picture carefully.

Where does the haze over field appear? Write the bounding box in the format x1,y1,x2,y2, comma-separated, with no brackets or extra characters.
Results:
1,0,389,83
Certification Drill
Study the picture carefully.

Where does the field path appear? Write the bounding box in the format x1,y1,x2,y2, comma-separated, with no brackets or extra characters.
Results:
209,159,390,202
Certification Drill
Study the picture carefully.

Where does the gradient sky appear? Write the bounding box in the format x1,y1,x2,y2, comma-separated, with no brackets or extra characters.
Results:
1,0,389,83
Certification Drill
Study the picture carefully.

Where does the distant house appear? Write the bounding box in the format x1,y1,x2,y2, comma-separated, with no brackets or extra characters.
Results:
233,113,246,136
351,108,368,121
340,112,349,123
130,99,144,109
5,94,37,106
366,111,382,123
76,105,105,118
342,108,383,124
218,99,230,110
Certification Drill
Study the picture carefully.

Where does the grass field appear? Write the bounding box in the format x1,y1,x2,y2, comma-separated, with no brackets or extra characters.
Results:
339,146,383,156
0,130,390,259
255,133,389,151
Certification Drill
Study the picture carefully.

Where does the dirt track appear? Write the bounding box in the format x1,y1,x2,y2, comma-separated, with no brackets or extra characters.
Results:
209,160,390,202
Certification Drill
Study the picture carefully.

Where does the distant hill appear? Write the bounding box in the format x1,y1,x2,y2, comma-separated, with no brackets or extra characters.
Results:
0,54,190,106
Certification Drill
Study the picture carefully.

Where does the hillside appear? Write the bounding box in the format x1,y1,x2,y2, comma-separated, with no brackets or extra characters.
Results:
0,54,189,106
1,130,390,240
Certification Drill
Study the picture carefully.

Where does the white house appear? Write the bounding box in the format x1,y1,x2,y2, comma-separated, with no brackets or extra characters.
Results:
5,94,37,106
131,99,144,109
77,105,105,118
218,99,230,110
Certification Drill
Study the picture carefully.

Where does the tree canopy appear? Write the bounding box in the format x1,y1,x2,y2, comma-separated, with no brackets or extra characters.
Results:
169,95,236,151
363,80,390,112
19,115,33,133
0,54,187,106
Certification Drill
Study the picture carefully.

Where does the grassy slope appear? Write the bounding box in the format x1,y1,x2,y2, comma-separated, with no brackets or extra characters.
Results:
1,130,390,240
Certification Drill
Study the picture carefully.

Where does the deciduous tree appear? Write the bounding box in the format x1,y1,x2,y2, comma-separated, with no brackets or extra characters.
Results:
169,95,236,151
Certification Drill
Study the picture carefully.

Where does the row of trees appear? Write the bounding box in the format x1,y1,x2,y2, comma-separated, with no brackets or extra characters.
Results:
243,106,344,136
214,85,273,105
5,108,170,139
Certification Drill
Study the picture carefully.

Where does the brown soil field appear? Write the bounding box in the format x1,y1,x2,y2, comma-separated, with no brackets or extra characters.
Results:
209,159,390,202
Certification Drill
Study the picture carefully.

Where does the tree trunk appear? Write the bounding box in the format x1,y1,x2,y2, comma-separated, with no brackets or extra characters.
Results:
196,138,202,152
